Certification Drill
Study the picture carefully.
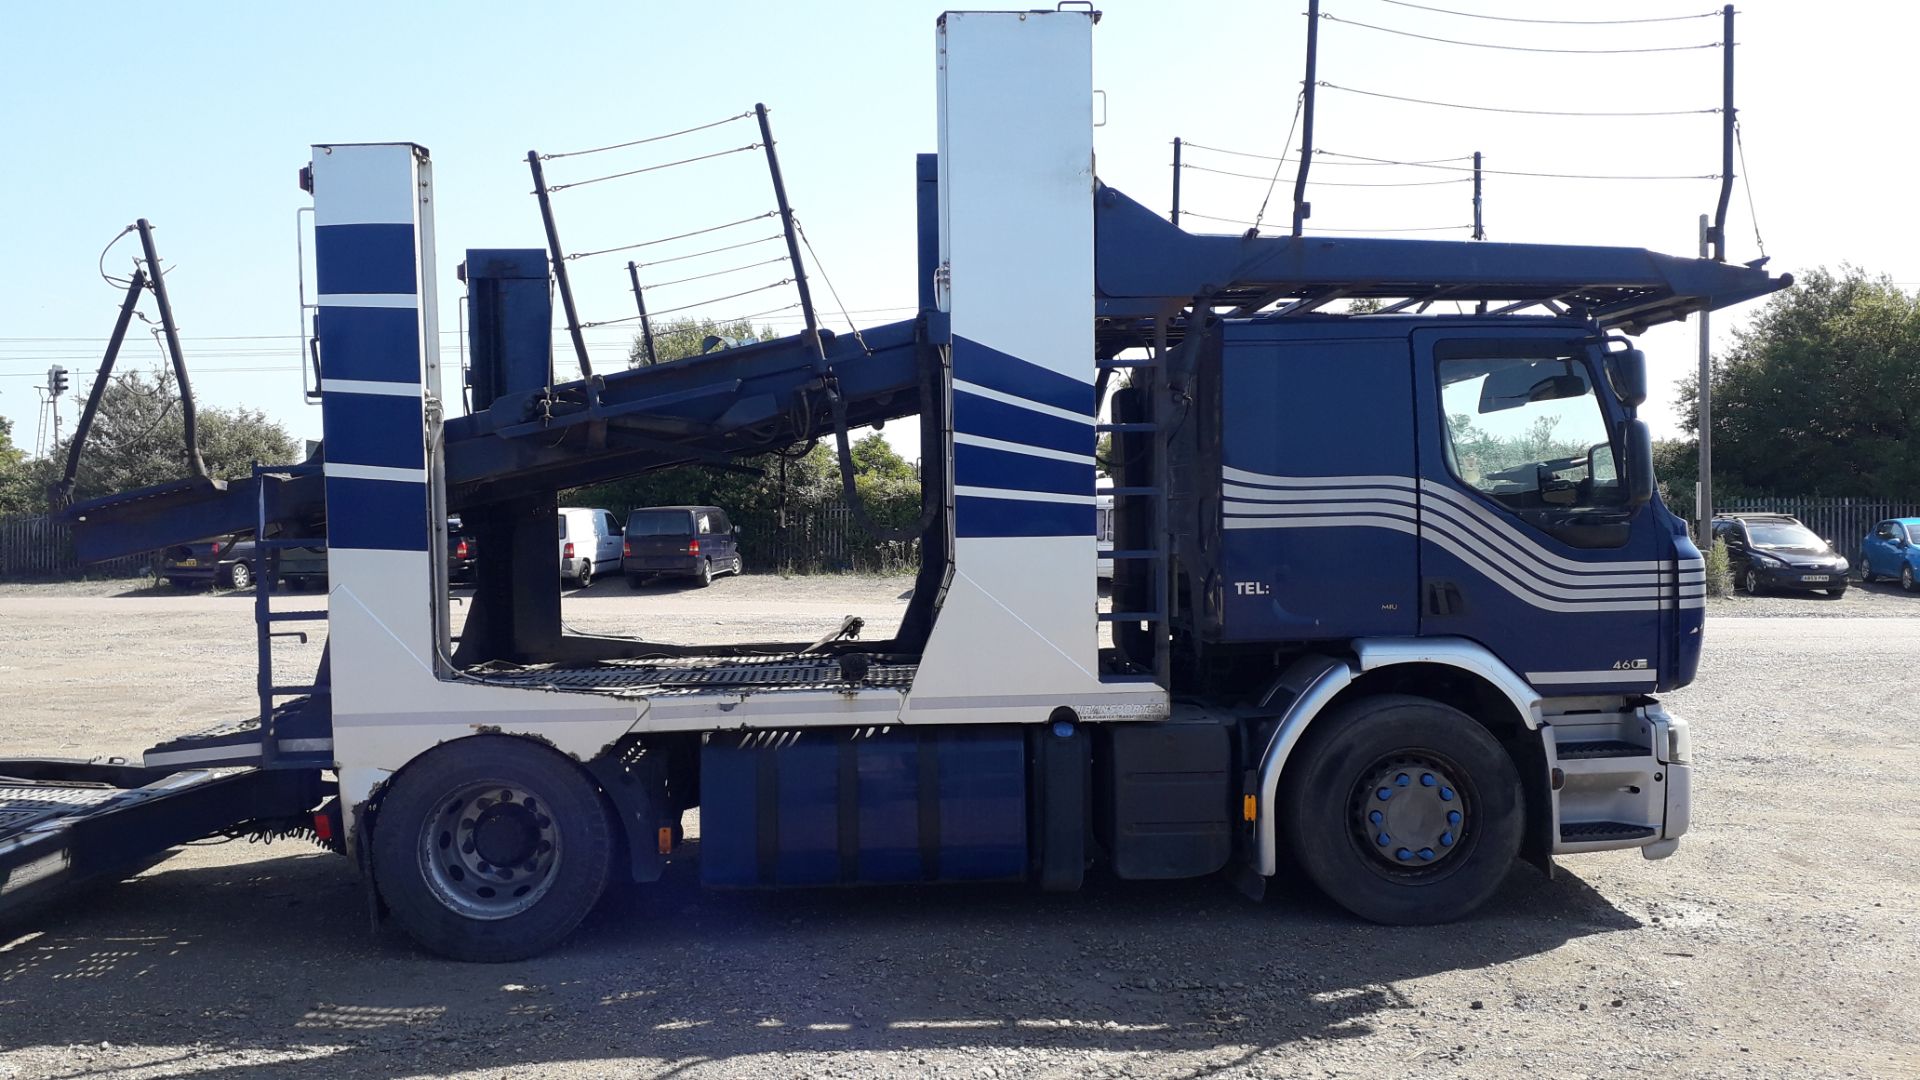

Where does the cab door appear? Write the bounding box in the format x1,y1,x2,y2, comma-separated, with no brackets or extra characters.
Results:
1412,329,1673,695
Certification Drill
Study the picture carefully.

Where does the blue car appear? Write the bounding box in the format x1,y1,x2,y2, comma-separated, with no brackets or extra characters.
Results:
1860,517,1920,592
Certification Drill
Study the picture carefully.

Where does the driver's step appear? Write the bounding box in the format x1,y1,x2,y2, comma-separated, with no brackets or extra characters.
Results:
1556,739,1651,760
143,697,332,770
1559,821,1656,844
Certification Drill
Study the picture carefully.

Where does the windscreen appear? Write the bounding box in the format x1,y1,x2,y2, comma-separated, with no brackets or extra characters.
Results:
1746,521,1824,550
626,511,692,537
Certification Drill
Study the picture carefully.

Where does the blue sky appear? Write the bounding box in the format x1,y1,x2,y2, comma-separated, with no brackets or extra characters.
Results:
4,1,1914,458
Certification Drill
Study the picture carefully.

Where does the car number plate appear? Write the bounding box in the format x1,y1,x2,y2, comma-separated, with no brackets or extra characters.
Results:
181,559,198,567
1800,574,1824,582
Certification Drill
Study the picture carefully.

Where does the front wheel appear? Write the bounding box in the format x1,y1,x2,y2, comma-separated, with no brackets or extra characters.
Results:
1742,567,1763,595
371,735,615,962
1281,694,1523,925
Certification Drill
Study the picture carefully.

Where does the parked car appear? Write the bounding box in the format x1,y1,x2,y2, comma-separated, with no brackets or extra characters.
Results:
1711,513,1850,597
558,507,622,587
623,505,742,588
447,516,477,584
1860,517,1920,592
278,541,329,591
160,537,255,590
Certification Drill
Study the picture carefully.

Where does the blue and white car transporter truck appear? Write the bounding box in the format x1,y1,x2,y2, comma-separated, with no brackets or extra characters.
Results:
1,9,1784,960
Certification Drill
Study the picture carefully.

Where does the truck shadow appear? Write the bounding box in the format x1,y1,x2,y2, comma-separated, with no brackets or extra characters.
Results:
0,844,1639,1079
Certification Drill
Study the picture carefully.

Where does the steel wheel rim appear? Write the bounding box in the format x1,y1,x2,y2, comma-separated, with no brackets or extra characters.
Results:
418,781,563,920
1348,751,1472,876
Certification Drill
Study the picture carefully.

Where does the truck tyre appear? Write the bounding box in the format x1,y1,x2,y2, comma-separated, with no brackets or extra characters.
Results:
1281,694,1522,926
371,735,615,962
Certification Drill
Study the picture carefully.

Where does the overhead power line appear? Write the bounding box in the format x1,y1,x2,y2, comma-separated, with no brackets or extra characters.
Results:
1181,141,1472,166
1369,0,1724,26
567,212,780,261
1180,210,1470,234
1184,161,1469,188
538,111,754,160
1321,12,1725,54
1318,81,1718,117
1317,149,1718,181
540,143,763,194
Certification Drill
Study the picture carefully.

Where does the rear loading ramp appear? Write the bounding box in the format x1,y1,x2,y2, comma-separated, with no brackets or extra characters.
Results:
0,762,327,922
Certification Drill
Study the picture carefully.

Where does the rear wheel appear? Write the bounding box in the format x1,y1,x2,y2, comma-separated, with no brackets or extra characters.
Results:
1861,562,1876,583
626,573,646,590
575,560,593,589
1281,694,1523,925
697,559,713,587
371,736,614,962
1904,566,1916,593
222,561,253,591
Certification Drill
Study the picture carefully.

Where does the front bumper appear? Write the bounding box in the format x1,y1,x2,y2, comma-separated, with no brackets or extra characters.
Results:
1756,564,1848,590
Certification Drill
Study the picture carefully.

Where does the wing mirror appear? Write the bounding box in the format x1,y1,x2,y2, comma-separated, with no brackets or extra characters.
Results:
1623,418,1654,511
1606,348,1648,410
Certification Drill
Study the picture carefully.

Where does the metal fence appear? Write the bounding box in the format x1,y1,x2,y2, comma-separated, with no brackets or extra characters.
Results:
0,513,154,580
730,504,918,575
1716,497,1920,563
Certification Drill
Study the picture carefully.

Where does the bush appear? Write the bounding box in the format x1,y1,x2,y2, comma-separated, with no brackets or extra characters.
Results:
1704,537,1734,597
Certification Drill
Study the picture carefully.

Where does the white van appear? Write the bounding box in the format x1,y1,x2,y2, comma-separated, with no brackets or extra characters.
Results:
558,507,623,587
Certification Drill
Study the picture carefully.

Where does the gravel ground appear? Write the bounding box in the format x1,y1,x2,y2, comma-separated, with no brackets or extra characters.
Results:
0,577,1915,1079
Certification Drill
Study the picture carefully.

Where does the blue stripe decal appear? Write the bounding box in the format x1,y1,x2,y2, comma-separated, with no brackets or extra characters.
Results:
314,306,421,384
323,395,425,470
954,443,1093,497
956,495,1094,538
314,223,417,295
324,476,429,552
952,336,1092,416
954,391,1094,457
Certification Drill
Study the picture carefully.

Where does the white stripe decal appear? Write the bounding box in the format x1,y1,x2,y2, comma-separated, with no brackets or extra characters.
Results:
316,292,420,309
955,485,1095,505
1223,498,1674,598
323,378,421,397
325,463,427,483
1418,480,1667,572
952,379,1095,425
1527,669,1658,685
1225,514,1419,536
1223,467,1415,490
1222,482,1417,505
954,432,1096,466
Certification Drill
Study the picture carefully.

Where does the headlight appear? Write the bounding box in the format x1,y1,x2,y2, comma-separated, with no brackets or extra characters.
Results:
1750,550,1784,566
1835,558,1850,572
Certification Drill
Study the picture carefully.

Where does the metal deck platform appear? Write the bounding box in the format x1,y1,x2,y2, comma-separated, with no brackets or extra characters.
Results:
0,763,327,921
469,655,917,698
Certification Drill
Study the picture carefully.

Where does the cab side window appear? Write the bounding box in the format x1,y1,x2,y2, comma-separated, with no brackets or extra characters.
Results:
1878,521,1897,540
713,511,732,535
1437,354,1622,511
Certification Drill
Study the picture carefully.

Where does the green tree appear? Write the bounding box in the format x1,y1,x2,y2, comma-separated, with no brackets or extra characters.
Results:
43,371,300,505
1679,266,1920,496
628,316,776,367
0,415,33,515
